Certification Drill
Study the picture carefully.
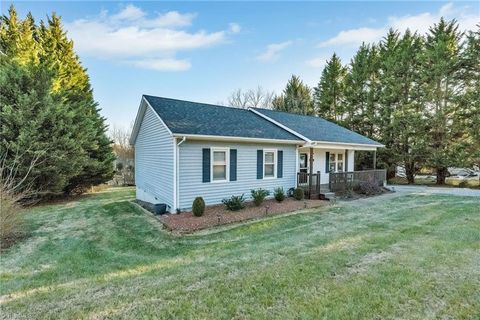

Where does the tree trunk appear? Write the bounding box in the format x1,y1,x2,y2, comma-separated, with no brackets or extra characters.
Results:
436,167,448,185
405,161,415,184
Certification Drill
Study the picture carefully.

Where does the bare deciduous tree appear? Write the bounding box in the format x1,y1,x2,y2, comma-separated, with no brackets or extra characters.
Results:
226,86,275,109
109,124,135,185
1,148,41,248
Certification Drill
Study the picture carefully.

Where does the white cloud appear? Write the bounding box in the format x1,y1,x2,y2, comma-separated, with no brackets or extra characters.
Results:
318,2,479,48
318,27,385,47
229,23,241,33
130,58,191,71
305,56,329,68
112,4,146,21
256,41,293,62
65,4,239,72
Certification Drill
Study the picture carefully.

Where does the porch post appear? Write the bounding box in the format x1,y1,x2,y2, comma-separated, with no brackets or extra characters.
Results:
308,147,314,198
373,150,377,170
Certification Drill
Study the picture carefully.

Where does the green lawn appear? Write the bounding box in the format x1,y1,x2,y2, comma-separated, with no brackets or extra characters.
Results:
1,188,479,319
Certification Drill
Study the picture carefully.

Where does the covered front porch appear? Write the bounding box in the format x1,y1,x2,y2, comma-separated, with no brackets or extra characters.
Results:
296,144,386,199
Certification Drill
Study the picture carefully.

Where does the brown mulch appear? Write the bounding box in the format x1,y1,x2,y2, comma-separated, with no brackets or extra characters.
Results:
160,198,328,233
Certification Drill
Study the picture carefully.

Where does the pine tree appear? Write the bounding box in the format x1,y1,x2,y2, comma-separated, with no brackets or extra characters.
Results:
313,53,347,123
0,6,114,196
0,5,38,64
457,25,480,170
0,58,84,193
388,31,427,183
422,18,464,184
272,75,314,115
38,14,115,193
373,29,402,178
344,44,380,136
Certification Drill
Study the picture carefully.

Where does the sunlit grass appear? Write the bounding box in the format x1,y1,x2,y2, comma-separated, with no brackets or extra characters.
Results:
0,187,479,319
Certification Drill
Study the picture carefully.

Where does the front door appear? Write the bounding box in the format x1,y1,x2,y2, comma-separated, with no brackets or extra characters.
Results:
299,153,308,173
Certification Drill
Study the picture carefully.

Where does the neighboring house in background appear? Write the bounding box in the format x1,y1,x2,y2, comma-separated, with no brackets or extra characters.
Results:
130,95,384,212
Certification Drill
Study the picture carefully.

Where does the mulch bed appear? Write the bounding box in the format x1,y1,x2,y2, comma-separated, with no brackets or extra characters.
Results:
160,198,328,233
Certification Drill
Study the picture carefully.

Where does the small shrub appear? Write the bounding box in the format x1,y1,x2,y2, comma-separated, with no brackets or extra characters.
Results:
293,187,304,200
192,197,205,217
222,194,246,211
354,178,383,196
251,188,270,206
342,185,355,199
274,187,285,202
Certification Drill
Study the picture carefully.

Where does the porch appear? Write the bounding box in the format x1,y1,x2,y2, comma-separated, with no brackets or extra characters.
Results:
296,145,385,199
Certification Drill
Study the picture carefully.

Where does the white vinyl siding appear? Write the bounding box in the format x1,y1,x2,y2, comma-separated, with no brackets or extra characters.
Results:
178,141,296,209
134,106,174,209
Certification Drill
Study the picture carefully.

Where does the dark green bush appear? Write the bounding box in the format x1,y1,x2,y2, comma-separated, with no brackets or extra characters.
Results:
192,197,205,217
222,194,246,211
274,187,285,202
293,187,304,200
251,188,270,206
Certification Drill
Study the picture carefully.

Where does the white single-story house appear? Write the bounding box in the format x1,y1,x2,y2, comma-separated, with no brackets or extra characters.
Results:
130,95,385,212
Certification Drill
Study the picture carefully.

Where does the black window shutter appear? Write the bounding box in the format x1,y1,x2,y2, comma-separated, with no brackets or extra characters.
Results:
277,150,283,178
345,150,348,172
202,148,210,182
325,151,330,173
257,150,263,179
230,149,237,181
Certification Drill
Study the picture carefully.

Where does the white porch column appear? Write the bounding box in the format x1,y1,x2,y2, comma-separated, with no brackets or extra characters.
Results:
348,150,355,172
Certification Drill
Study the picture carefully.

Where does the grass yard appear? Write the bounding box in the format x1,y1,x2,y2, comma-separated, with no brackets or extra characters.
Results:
1,188,479,319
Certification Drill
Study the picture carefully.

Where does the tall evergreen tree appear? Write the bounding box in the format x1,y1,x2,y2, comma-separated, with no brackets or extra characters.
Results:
38,14,114,193
344,44,380,137
313,53,347,123
375,29,402,178
0,58,84,193
388,31,427,183
0,5,38,64
0,6,114,196
422,18,464,184
457,25,480,170
272,75,314,115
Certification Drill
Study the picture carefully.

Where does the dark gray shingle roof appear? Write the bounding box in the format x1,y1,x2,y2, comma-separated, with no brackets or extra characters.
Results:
253,108,382,146
143,95,301,141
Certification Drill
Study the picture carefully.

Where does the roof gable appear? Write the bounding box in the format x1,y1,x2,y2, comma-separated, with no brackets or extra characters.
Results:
252,108,383,146
142,95,300,141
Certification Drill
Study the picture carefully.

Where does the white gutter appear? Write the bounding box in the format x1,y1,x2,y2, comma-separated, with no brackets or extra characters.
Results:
310,140,384,148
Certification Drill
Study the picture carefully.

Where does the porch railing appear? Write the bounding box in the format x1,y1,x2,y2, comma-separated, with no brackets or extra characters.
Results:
329,169,387,192
297,171,320,199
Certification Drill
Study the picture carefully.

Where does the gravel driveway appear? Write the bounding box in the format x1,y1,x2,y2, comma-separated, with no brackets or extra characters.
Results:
388,185,480,197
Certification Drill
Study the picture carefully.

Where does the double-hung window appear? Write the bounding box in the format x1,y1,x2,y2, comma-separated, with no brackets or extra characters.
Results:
264,150,276,178
212,148,228,182
329,152,344,173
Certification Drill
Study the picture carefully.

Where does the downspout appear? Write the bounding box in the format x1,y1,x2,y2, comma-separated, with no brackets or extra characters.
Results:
175,136,186,212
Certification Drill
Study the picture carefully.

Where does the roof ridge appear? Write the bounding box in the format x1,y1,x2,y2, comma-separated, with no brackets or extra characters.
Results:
143,94,248,112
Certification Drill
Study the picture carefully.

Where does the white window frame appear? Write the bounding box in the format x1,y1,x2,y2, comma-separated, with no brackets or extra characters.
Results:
337,153,344,172
329,152,345,173
211,148,229,183
263,149,277,179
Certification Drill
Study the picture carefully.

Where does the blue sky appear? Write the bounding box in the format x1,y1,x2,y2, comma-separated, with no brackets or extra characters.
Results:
7,1,480,128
